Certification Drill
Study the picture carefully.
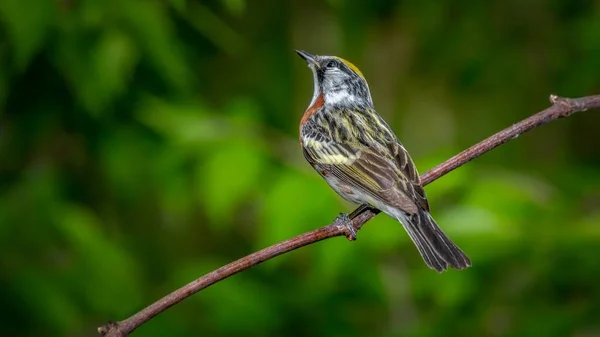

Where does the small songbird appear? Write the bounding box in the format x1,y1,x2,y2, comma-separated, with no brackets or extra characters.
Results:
296,50,471,272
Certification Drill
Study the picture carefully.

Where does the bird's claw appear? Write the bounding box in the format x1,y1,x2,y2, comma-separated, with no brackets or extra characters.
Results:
334,213,356,241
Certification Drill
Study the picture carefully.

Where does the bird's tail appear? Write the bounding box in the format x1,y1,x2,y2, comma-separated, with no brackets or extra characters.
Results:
396,210,471,272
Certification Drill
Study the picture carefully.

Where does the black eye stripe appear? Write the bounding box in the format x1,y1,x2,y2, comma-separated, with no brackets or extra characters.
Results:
326,60,338,68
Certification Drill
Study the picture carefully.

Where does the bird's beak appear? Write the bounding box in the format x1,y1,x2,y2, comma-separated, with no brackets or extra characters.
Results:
296,50,320,68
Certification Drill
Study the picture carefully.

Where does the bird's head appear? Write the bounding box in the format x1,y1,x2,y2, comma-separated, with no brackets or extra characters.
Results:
296,50,373,108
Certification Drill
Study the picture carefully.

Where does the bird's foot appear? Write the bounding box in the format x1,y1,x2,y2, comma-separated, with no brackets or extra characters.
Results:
334,213,356,241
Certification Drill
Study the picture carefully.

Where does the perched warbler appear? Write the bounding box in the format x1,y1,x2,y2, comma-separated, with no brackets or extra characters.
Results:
296,50,471,272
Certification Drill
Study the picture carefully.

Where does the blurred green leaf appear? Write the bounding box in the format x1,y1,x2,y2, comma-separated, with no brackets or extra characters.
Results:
118,0,190,89
100,129,156,201
222,0,246,16
55,205,143,316
15,270,82,334
0,0,54,70
137,96,227,145
55,29,139,113
184,3,243,55
89,29,139,110
168,0,187,13
464,170,555,224
259,170,340,253
359,215,405,252
199,139,266,227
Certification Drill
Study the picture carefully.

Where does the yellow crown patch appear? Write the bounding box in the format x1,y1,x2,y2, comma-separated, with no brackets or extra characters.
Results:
336,57,365,80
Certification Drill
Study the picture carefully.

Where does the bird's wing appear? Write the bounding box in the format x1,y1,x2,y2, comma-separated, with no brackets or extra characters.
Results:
303,131,429,215
385,141,430,212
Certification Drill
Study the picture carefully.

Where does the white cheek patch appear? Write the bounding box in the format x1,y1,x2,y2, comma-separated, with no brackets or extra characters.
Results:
326,91,354,105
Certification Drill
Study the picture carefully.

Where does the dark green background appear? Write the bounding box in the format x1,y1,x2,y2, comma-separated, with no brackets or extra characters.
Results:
1,0,599,336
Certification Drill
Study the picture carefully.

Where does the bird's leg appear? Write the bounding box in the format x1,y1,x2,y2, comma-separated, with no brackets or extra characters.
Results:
349,203,379,219
333,212,356,241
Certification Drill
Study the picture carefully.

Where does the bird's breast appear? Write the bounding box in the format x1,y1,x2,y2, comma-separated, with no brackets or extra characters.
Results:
299,93,325,139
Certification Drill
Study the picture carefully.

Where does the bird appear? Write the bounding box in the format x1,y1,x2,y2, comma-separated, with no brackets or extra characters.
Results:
295,50,471,272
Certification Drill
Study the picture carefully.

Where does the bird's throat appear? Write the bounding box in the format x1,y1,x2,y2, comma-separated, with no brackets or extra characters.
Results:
301,92,324,128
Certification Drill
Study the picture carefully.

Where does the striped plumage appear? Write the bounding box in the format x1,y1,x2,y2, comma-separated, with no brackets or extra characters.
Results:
296,50,471,272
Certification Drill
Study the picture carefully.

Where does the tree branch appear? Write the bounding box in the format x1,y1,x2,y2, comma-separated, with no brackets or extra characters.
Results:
98,94,600,337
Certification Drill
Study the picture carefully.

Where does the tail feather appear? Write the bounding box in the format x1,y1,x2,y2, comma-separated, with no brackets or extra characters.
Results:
403,226,448,272
397,210,471,272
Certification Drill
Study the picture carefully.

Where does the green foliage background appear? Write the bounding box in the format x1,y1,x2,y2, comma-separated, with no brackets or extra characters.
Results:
1,0,599,336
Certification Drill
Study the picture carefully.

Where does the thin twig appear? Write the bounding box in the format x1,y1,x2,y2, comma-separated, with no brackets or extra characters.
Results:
98,94,600,337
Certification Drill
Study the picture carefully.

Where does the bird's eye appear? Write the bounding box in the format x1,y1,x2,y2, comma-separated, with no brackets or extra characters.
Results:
326,60,337,69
